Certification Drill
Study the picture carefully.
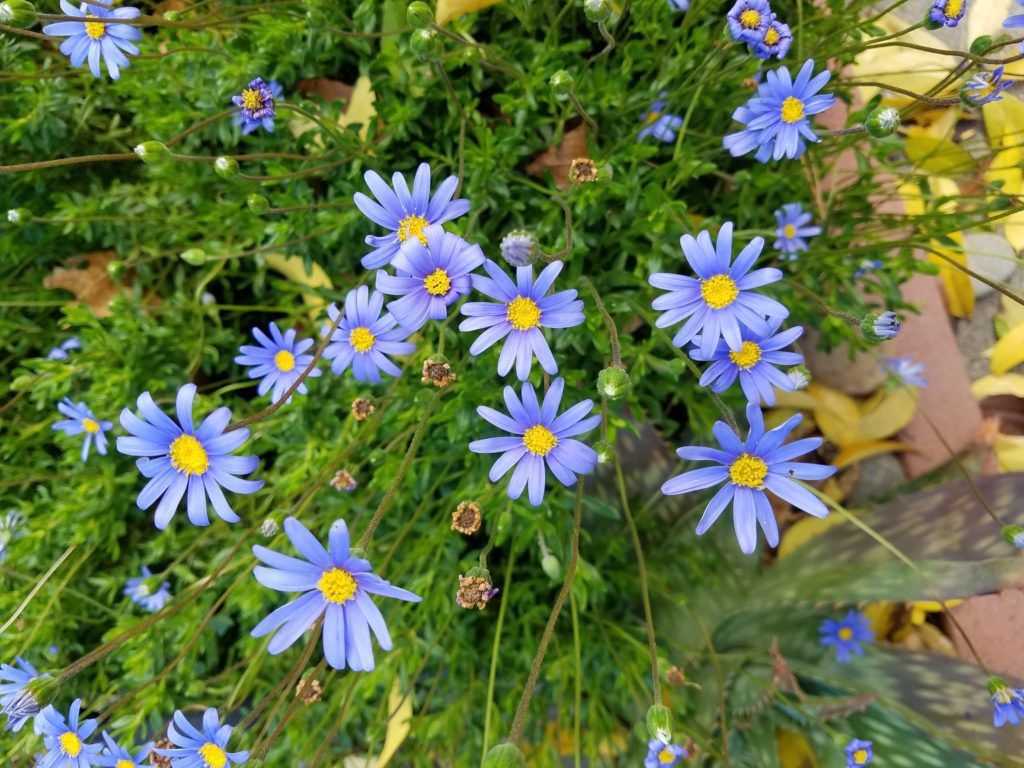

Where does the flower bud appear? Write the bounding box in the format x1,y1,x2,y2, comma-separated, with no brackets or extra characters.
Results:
970,35,993,56
594,440,615,465
549,69,574,99
482,744,527,768
260,517,280,537
6,208,32,225
179,248,207,266
410,28,441,58
500,229,537,267
0,1,37,29
106,259,125,279
406,1,433,29
1002,525,1024,550
247,193,270,215
583,0,610,23
646,703,673,745
163,8,179,20
787,365,810,391
597,365,631,399
214,156,239,179
541,553,562,581
134,141,170,165
864,107,900,138
861,311,901,342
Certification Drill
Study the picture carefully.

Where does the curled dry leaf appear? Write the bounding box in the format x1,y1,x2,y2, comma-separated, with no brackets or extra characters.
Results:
525,124,588,190
43,251,120,317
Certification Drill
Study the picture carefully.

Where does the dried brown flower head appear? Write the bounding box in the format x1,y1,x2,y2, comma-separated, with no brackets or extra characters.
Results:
456,574,498,610
330,470,357,492
666,666,686,687
351,397,375,421
451,501,482,535
422,359,456,388
569,157,599,184
151,738,174,767
296,677,323,704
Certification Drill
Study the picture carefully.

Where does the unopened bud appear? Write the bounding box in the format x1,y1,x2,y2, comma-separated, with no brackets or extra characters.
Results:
864,107,900,139
500,229,537,267
134,141,170,165
597,365,631,399
180,248,207,266
214,156,239,179
410,28,441,58
260,518,280,537
861,311,901,342
406,1,433,29
646,703,673,745
1002,525,1024,550
482,744,527,768
0,1,37,28
106,259,125,278
549,69,574,98
594,440,614,465
583,0,610,23
6,208,31,225
787,365,810,391
969,35,993,56
540,553,561,581
247,194,270,215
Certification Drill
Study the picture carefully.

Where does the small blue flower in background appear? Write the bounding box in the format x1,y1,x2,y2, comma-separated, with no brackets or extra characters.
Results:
649,222,789,358
882,356,927,387
869,311,901,341
661,403,835,554
845,739,874,766
53,399,112,462
1,657,47,733
232,76,282,135
0,510,25,564
855,259,883,277
963,66,1013,107
251,517,422,671
773,203,821,258
354,163,471,269
930,0,967,27
234,322,322,405
499,229,537,267
639,97,684,143
95,732,153,767
752,15,792,60
322,287,416,383
459,260,584,381
989,679,1024,727
1005,1,1024,52
819,610,874,662
47,337,80,360
727,0,771,44
117,384,264,529
469,377,601,506
35,699,103,767
376,224,485,332
156,708,248,767
42,2,141,80
645,739,688,767
690,318,804,406
724,59,836,162
123,566,172,613
666,0,688,11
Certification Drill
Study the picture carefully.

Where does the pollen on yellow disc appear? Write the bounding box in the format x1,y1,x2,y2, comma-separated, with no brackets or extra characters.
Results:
729,453,768,488
700,274,739,310
645,111,662,125
424,268,452,296
274,349,296,372
853,749,869,765
764,27,780,46
241,88,263,111
199,742,228,768
506,296,541,330
117,760,136,768
60,732,82,757
523,425,558,456
397,215,429,246
943,0,962,17
349,326,376,353
784,224,797,239
84,15,105,39
739,9,761,28
318,568,358,605
658,748,676,764
169,434,210,476
82,418,100,433
838,627,854,640
781,96,805,124
729,341,762,370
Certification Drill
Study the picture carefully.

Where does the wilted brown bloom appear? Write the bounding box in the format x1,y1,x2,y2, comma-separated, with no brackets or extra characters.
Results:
422,359,456,388
351,397,375,421
296,677,323,704
569,157,599,184
666,666,686,687
151,738,174,767
451,501,482,535
456,574,498,610
330,470,357,492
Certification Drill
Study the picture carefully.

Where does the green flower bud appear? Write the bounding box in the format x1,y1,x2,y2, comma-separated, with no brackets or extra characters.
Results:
549,69,574,99
214,156,239,179
864,107,900,138
0,0,37,29
482,744,527,768
260,517,280,537
594,440,615,465
410,28,441,58
646,704,673,745
540,553,561,581
407,1,433,29
134,141,170,165
969,35,993,56
787,365,810,391
163,8,179,20
180,248,207,266
348,546,367,560
6,208,32,225
597,365,631,400
861,311,901,343
106,259,125,279
583,0,610,23
247,194,270,215
1002,525,1024,550
922,9,942,30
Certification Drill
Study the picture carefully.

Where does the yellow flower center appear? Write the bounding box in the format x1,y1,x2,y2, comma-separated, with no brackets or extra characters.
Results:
84,14,105,39
783,223,797,239
60,731,82,757
82,418,100,433
763,26,780,45
838,627,854,640
506,296,541,330
424,268,452,296
169,434,210,476
943,0,962,17
318,568,358,605
523,425,558,457
995,686,1012,704
117,760,135,768
645,111,662,125
659,748,677,764
853,749,869,765
975,79,996,97
241,88,264,112
700,274,739,310
274,349,296,372
739,8,761,28
729,453,768,488
199,742,227,768
781,96,805,124
349,326,375,353
728,341,762,370
397,214,429,246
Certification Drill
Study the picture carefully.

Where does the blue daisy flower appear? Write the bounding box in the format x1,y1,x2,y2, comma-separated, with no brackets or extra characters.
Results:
95,732,153,768
727,0,771,44
234,322,322,405
353,163,471,269
639,97,684,143
116,384,264,530
35,699,103,768
375,224,485,332
232,76,283,135
963,66,1013,106
156,708,248,767
661,403,836,554
930,0,967,27
459,260,585,381
990,680,1024,727
649,222,789,358
47,337,80,360
845,739,874,766
1005,1,1024,52
123,566,172,613
469,377,601,506
667,0,688,10
690,317,804,406
42,2,141,80
773,203,821,258
752,15,793,60
0,510,25,564
322,287,416,383
819,610,874,663
868,311,901,340
724,59,836,162
1,657,47,733
881,356,927,387
645,740,688,767
251,517,422,671
53,399,112,463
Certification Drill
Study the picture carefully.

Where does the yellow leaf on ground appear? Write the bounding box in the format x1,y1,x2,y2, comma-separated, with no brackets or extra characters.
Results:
778,513,846,559
1001,294,1024,330
988,323,1024,374
777,729,816,768
264,254,333,315
995,433,1024,471
904,135,974,176
376,681,412,767
833,440,912,469
771,390,819,411
436,0,501,25
983,147,1024,252
983,94,1024,151
337,76,377,139
972,374,1024,400
857,386,919,442
807,383,862,448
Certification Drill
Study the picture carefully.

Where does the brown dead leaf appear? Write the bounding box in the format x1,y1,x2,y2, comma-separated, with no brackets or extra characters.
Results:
526,124,588,189
296,78,354,106
43,252,119,317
